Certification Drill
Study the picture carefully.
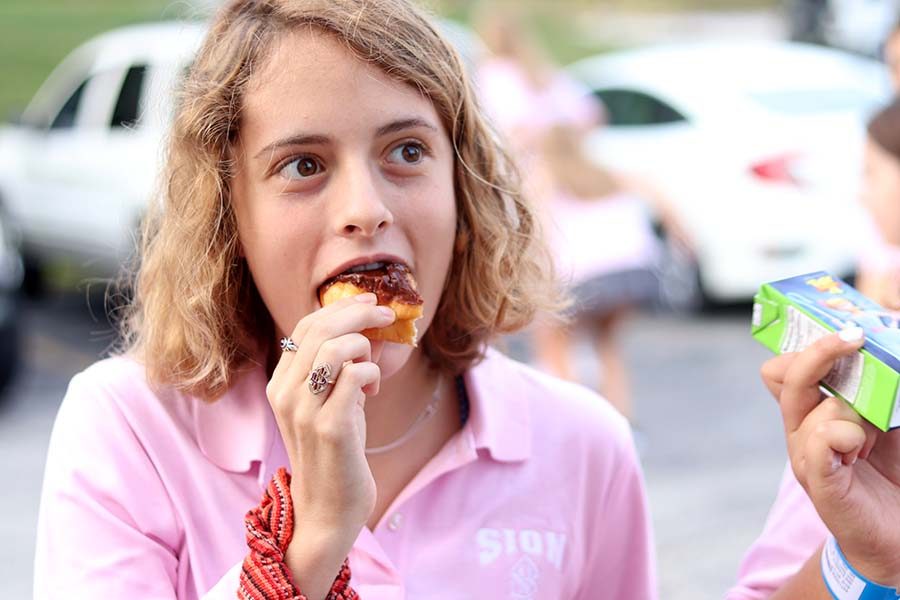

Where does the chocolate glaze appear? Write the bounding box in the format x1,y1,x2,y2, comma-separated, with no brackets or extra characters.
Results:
324,263,423,304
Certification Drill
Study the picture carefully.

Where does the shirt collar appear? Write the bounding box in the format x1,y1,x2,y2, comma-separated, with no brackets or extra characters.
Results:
463,347,532,462
193,363,275,474
191,347,532,472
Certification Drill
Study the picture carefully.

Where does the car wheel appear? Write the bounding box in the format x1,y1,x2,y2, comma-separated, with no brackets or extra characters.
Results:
22,253,45,299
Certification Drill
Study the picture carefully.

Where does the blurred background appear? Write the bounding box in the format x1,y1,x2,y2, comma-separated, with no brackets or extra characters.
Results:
2,0,899,597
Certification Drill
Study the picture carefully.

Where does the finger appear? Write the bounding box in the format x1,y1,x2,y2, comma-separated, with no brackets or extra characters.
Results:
790,395,866,476
271,293,378,384
867,428,900,472
321,361,381,419
803,418,867,502
291,299,393,380
858,419,883,461
780,328,864,434
298,333,372,407
760,353,796,400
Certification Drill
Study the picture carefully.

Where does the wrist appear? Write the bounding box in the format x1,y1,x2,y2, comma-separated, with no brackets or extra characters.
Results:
821,535,900,599
285,523,357,571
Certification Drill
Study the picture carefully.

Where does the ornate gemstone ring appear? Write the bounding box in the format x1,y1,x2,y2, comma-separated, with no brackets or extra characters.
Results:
308,363,336,395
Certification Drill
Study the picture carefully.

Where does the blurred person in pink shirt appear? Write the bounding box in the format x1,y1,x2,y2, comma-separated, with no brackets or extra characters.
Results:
473,5,603,159
533,125,691,422
856,97,900,310
883,19,900,92
32,1,655,598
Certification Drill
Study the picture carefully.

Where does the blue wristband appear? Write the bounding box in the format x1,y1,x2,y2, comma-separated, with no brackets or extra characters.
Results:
821,536,899,600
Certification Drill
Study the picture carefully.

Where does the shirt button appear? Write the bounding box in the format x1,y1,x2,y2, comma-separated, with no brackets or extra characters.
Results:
387,512,403,531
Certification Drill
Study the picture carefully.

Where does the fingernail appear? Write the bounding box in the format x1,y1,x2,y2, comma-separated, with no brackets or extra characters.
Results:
838,326,863,342
831,453,841,472
355,293,377,303
378,306,395,318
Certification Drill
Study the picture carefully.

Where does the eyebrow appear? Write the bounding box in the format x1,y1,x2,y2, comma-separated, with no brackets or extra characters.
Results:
375,117,438,137
253,117,439,160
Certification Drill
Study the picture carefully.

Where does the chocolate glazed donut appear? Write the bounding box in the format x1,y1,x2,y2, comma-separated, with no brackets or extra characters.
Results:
319,263,424,346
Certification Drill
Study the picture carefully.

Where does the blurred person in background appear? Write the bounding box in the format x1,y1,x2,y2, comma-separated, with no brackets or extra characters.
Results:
854,97,900,309
31,0,656,598
473,4,602,158
883,18,900,91
474,8,692,423
728,329,900,599
533,124,690,422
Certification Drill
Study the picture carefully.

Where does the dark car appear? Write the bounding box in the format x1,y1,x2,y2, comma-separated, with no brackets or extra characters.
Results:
0,211,23,398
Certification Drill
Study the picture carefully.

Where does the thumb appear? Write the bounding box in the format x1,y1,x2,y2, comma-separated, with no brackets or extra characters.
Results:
780,328,864,434
803,418,867,503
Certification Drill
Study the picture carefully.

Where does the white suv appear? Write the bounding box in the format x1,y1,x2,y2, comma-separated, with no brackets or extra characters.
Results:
0,22,206,284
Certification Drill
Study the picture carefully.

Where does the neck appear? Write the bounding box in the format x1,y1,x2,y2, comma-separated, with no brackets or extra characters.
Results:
364,348,440,449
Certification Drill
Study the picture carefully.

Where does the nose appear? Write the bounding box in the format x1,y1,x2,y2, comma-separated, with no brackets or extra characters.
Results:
333,160,393,237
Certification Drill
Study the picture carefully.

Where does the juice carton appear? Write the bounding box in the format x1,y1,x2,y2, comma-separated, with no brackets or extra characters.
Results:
752,271,900,431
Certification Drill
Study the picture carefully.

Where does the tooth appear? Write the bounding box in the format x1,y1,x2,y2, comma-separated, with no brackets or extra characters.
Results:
347,261,386,274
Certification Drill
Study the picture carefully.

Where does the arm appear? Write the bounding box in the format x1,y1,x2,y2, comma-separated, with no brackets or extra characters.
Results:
34,372,182,598
576,429,656,600
727,465,829,599
614,171,694,256
769,549,830,599
757,331,900,597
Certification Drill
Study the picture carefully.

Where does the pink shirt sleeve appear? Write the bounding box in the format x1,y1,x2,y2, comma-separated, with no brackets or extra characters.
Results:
726,464,829,599
575,426,657,600
33,371,242,599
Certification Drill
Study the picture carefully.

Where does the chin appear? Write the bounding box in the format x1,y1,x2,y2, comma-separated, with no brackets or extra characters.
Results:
376,341,418,380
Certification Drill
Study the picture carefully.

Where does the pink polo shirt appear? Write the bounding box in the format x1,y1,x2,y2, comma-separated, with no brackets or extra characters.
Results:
33,348,655,599
726,465,828,599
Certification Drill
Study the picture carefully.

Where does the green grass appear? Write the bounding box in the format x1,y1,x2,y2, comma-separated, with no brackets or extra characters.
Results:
0,0,780,118
0,0,191,119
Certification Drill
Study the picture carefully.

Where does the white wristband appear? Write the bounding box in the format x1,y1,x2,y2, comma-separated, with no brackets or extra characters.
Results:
821,535,899,600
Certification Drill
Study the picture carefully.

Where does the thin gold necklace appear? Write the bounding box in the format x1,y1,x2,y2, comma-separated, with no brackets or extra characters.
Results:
365,376,442,455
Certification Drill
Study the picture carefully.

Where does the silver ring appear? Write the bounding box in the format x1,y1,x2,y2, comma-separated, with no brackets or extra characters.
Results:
280,337,298,352
308,363,336,395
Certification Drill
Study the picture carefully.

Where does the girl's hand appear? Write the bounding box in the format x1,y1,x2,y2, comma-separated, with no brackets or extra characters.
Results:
761,329,900,587
265,292,394,580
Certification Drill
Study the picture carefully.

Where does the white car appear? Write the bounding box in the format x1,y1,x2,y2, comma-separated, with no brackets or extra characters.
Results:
0,22,206,285
788,0,900,56
568,41,892,303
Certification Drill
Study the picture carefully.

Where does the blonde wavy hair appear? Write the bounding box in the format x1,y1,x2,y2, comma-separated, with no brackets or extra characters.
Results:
119,0,560,401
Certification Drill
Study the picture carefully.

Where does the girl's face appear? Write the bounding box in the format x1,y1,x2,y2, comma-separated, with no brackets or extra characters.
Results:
862,137,900,246
231,30,457,378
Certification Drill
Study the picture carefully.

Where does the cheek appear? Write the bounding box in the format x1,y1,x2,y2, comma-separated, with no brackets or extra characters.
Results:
238,209,321,333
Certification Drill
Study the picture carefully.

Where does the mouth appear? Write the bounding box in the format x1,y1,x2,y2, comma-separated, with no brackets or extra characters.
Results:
319,254,411,290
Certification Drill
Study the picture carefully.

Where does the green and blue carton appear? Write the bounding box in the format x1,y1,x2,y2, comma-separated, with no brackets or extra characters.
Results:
752,271,900,431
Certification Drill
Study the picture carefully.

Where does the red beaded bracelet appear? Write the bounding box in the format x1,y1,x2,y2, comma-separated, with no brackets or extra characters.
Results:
238,467,359,600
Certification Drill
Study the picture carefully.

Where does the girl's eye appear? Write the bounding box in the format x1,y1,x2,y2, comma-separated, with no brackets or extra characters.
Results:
279,156,323,180
388,142,425,165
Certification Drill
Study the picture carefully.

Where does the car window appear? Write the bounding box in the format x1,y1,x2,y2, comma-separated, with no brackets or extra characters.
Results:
593,89,687,126
49,79,89,129
110,65,147,129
